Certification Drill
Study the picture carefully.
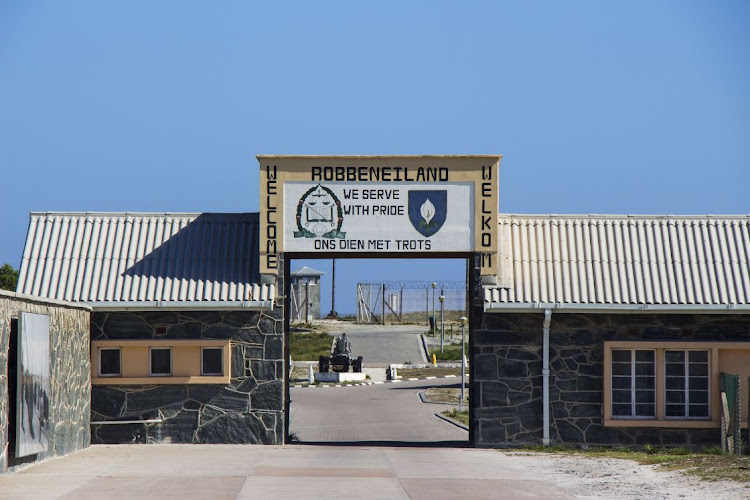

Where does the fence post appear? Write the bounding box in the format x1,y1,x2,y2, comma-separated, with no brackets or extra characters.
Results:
425,286,429,324
381,283,386,325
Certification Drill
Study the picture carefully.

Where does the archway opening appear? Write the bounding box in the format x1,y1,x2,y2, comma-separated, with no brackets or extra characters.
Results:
285,256,472,446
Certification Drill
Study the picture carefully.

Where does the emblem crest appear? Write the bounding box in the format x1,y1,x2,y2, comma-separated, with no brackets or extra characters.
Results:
408,190,447,237
294,184,345,239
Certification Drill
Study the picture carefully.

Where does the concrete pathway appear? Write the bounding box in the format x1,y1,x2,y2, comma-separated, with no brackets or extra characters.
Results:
290,377,467,444
318,321,428,364
0,444,574,499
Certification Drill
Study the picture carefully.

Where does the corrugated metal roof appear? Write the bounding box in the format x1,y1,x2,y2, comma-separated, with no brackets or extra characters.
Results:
488,214,750,308
17,212,273,306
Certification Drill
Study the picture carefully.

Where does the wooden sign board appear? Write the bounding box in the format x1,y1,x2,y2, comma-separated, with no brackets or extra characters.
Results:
259,155,501,276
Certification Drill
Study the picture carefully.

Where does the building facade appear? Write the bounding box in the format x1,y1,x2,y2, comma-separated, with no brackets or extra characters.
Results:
17,212,283,445
0,291,91,474
474,215,750,448
14,208,750,449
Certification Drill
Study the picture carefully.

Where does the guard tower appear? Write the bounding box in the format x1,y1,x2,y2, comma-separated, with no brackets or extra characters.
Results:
289,266,325,323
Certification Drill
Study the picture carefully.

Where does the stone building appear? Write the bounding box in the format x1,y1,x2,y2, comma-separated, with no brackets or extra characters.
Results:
0,290,91,474
16,212,282,445
474,214,750,448
14,209,750,449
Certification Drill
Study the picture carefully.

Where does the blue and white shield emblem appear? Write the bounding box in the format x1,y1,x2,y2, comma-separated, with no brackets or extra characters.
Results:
408,190,447,237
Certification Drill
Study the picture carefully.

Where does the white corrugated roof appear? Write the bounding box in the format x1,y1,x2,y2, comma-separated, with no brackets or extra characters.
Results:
487,214,750,310
17,212,273,307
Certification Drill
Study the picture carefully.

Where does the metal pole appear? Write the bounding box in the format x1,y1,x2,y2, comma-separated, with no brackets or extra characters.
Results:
381,283,386,326
399,286,403,322
425,286,429,325
439,295,445,353
305,281,310,322
431,282,437,336
329,259,336,318
460,316,467,410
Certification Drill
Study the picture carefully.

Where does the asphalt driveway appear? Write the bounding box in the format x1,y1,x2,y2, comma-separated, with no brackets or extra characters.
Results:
290,377,467,444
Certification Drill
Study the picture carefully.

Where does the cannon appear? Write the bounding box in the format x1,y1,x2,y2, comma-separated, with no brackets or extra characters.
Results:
318,333,363,373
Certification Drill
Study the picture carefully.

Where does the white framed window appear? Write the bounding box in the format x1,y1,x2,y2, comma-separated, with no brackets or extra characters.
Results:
201,347,223,376
149,347,172,376
610,349,656,418
98,348,121,377
664,349,710,419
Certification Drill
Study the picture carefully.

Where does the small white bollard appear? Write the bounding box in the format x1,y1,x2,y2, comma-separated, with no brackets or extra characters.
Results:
390,366,398,380
308,364,314,384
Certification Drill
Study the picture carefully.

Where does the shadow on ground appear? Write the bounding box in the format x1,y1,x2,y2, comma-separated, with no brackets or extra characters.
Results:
289,439,470,448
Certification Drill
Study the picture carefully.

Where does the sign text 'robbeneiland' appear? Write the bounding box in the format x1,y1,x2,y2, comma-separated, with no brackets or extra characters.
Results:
259,156,501,276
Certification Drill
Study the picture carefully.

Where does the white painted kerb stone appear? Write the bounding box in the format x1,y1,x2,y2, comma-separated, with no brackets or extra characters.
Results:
314,372,367,383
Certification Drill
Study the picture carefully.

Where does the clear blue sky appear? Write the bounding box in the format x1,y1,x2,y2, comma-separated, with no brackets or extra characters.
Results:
1,1,748,314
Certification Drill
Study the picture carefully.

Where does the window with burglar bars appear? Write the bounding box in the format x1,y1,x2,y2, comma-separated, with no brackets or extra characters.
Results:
611,349,656,418
665,349,710,419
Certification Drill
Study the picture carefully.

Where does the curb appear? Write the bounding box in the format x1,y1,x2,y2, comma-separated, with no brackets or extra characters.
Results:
420,333,431,361
418,390,467,406
434,411,469,431
291,374,468,388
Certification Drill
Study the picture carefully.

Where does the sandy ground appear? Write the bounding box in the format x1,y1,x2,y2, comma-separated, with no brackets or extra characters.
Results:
503,451,750,499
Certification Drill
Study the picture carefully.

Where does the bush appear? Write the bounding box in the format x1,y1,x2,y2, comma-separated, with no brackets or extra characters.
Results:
430,344,466,361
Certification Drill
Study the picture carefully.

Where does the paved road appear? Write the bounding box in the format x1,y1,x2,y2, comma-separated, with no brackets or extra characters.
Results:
0,445,573,499
319,322,427,365
290,377,467,444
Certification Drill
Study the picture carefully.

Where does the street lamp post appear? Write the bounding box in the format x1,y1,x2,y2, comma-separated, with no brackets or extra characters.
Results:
439,294,445,353
459,316,467,411
431,282,437,336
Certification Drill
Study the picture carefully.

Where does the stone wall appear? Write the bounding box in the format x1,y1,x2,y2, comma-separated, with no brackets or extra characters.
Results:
473,311,750,448
90,308,284,444
0,291,91,474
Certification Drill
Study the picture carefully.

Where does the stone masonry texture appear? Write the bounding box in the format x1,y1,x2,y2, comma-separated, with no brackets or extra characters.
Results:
90,308,284,445
473,311,750,449
0,291,91,474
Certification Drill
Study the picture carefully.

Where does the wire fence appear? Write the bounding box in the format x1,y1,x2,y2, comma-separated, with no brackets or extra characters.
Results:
356,280,467,325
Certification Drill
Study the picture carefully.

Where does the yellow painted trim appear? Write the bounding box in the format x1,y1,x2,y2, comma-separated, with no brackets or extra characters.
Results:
655,349,665,420
91,339,232,385
605,420,748,429
91,376,229,385
606,341,750,350
604,419,720,429
604,341,750,427
93,339,229,347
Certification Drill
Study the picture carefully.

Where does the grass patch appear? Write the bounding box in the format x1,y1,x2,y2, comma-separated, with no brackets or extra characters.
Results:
441,409,469,426
397,366,466,378
289,331,334,360
290,365,314,382
423,387,468,404
519,445,750,483
429,344,466,361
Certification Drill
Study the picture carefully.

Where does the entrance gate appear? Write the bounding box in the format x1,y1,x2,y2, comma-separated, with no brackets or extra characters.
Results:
258,155,502,445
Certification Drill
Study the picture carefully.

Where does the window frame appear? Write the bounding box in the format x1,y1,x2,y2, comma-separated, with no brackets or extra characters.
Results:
610,348,656,420
604,341,729,428
149,347,173,377
98,347,122,377
663,348,711,421
201,347,224,376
